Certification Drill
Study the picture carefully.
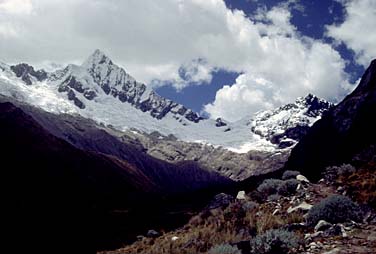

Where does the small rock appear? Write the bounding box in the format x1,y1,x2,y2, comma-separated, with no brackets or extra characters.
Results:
337,186,344,192
309,242,318,249
272,208,280,215
340,225,347,238
147,229,160,238
296,174,310,183
171,236,179,241
236,191,246,200
136,235,144,241
314,220,332,232
287,201,313,213
363,211,373,223
321,248,341,254
311,231,322,238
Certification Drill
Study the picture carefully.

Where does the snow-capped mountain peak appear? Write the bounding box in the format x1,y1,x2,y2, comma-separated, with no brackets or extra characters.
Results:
82,49,114,68
250,94,333,148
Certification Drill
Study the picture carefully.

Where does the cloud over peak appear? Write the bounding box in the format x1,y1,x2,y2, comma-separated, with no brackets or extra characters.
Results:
0,0,361,122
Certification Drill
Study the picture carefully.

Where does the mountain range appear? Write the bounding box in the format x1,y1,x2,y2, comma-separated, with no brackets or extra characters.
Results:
4,50,374,254
0,50,330,153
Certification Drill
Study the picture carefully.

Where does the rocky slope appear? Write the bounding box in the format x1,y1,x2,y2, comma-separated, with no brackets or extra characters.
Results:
113,129,289,181
98,167,376,254
285,59,376,181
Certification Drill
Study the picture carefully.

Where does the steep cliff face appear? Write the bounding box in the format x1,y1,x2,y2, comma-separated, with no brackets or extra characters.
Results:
285,59,376,180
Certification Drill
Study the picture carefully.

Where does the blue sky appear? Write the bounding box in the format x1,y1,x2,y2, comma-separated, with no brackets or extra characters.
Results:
1,0,375,121
156,0,365,114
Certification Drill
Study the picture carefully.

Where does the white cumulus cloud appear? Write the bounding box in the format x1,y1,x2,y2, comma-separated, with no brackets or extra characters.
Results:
326,0,376,66
0,0,33,15
0,0,353,121
204,5,350,121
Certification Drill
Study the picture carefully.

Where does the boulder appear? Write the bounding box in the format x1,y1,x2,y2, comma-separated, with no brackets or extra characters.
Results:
236,190,246,200
314,220,332,232
136,235,144,241
296,174,310,183
287,201,313,213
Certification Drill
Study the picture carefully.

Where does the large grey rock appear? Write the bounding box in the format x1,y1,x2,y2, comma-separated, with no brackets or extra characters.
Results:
314,220,332,232
296,174,310,183
287,201,313,213
236,191,246,200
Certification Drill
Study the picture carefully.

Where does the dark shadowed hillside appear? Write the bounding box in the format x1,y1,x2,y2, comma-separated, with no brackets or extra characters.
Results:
1,101,232,253
0,96,230,194
285,59,376,181
1,102,155,253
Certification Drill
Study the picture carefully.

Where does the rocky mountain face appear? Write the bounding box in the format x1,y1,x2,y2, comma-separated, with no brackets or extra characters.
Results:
12,50,202,122
285,59,376,180
115,129,289,181
250,94,332,149
10,63,48,85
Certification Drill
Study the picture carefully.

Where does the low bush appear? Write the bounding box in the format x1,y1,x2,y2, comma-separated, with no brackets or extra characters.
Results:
282,170,300,180
249,229,299,254
280,179,300,195
323,164,356,182
257,179,299,198
267,194,281,202
241,201,258,212
257,179,284,196
306,195,363,226
208,243,241,254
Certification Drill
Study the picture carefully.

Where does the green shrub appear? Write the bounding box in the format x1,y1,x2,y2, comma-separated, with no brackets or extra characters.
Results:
323,164,356,181
208,243,241,254
257,179,299,198
306,195,363,226
249,229,299,254
283,179,300,194
267,194,281,202
242,201,258,212
282,170,300,180
257,179,284,196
